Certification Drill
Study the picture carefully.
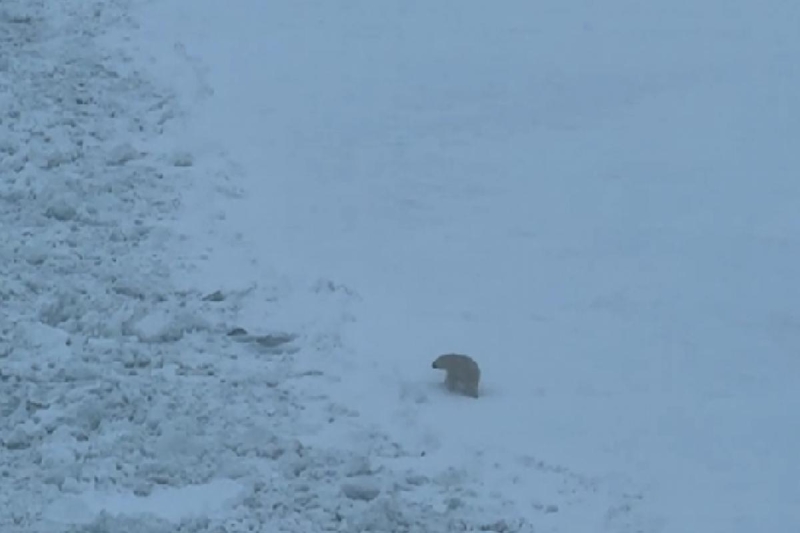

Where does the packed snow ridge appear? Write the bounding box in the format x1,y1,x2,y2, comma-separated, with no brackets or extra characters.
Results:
1,2,545,532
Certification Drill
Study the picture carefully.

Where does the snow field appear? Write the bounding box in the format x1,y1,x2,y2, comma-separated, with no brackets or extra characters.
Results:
1,1,540,531
126,1,800,532
3,0,800,532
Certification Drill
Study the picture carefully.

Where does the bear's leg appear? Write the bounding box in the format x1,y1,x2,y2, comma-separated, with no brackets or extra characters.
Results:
464,382,479,398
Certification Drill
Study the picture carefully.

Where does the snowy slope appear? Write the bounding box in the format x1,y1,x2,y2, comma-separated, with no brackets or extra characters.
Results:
0,1,534,531
3,0,799,532
126,1,800,531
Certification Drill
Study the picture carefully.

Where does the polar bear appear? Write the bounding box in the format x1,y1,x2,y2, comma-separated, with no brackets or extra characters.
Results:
432,353,480,398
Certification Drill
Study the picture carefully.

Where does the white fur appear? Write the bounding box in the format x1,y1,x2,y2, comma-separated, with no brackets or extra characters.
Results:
432,353,480,398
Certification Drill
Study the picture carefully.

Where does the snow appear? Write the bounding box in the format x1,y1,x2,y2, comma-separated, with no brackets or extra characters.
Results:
1,0,798,532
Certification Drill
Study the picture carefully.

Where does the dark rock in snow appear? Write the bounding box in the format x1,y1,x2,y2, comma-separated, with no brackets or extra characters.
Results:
341,481,381,502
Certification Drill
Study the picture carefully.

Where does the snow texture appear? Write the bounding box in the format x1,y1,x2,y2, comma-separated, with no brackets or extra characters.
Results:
1,1,536,532
3,1,800,533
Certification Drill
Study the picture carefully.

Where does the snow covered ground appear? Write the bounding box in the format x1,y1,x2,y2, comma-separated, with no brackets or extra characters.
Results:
2,0,799,532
